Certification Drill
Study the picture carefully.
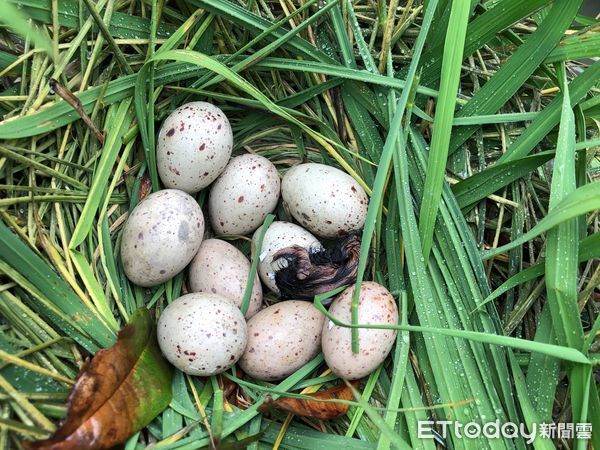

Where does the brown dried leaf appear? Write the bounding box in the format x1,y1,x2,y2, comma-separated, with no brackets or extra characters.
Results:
24,309,172,450
137,174,152,201
259,381,358,420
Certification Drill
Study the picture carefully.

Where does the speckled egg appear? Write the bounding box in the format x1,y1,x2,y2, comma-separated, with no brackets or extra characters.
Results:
281,163,368,238
239,301,325,381
322,282,398,380
157,293,247,376
251,221,322,294
121,189,204,287
208,154,280,236
157,102,233,193
188,239,262,318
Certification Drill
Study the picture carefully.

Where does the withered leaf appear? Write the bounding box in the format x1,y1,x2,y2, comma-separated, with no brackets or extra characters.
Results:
259,381,358,420
25,308,172,450
137,174,152,202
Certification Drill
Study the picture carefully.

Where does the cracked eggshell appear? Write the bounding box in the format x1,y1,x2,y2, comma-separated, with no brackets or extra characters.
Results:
251,221,322,294
322,282,398,380
239,301,325,381
157,102,233,193
208,154,280,236
281,163,368,238
157,293,247,376
188,239,262,318
121,189,204,287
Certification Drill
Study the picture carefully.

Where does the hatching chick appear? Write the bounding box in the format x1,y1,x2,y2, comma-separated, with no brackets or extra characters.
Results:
272,233,361,301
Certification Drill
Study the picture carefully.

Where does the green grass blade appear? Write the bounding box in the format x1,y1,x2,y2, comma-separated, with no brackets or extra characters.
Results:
545,32,600,64
448,0,583,154
480,232,600,308
0,0,53,59
0,56,439,139
81,0,133,74
314,296,590,364
377,292,409,450
0,145,88,191
189,0,334,64
417,0,470,259
240,214,274,316
69,100,133,248
419,0,550,87
586,384,600,450
198,0,340,92
453,152,554,210
12,0,176,39
482,182,600,260
545,65,587,444
0,220,115,350
499,59,600,163
0,50,18,70
347,383,410,449
349,0,438,354
508,351,555,450
525,306,560,422
260,420,375,449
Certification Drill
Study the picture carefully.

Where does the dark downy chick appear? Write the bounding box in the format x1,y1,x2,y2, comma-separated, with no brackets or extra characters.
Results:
272,233,361,300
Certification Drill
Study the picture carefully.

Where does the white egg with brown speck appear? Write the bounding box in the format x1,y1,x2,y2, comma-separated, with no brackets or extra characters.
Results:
121,189,204,287
251,221,322,294
157,293,247,376
157,101,232,193
208,154,280,236
239,301,325,381
322,282,398,380
188,239,262,318
281,163,368,238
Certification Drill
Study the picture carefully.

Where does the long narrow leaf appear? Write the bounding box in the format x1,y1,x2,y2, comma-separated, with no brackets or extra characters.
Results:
418,0,470,259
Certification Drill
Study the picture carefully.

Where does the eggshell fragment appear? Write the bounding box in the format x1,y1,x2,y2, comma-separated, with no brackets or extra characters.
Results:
239,301,325,381
121,189,204,287
157,293,247,376
322,282,398,380
157,101,233,193
281,163,368,238
188,239,262,318
251,221,322,294
208,154,280,236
